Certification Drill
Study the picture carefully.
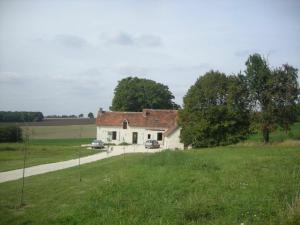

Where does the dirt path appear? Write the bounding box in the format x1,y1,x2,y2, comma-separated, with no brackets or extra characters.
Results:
0,145,162,183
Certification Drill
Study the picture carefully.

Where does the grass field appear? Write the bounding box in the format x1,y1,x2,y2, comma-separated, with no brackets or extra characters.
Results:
0,138,96,172
23,124,96,139
0,145,299,225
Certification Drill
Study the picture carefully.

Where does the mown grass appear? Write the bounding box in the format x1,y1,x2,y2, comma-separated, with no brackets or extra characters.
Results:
23,124,96,139
0,145,299,225
0,138,96,172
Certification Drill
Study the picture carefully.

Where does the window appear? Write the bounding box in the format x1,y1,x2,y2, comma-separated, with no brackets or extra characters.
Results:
112,131,117,140
157,132,163,141
108,131,117,140
148,134,151,139
123,120,128,129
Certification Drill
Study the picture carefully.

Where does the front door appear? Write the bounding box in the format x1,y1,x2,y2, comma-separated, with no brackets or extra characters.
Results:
132,132,138,144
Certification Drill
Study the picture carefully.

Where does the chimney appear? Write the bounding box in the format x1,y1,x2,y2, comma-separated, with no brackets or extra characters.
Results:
98,107,104,117
143,109,150,117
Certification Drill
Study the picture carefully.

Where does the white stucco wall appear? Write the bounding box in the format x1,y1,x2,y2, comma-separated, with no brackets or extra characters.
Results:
164,128,184,150
97,125,166,145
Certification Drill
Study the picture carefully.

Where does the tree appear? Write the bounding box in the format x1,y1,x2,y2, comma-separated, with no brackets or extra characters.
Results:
0,111,44,122
88,112,94,119
245,54,299,143
110,77,180,112
179,71,251,148
272,64,299,133
78,114,84,118
245,54,273,143
0,125,23,143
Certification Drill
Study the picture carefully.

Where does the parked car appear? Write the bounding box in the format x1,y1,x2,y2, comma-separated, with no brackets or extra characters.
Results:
145,140,160,149
91,140,104,149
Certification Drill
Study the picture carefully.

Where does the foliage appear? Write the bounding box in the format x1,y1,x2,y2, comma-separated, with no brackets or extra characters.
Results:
272,64,299,132
46,114,78,118
0,146,299,224
0,111,44,122
0,125,23,143
118,142,131,146
78,113,84,118
179,71,251,147
110,77,180,112
245,54,299,143
88,112,94,119
247,122,300,143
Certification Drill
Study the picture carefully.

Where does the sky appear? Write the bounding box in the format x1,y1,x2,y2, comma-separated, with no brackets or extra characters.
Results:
0,0,300,116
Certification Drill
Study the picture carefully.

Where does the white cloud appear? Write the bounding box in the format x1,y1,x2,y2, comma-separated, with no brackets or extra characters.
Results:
0,72,23,83
135,34,162,47
102,32,162,47
53,34,88,48
112,63,148,76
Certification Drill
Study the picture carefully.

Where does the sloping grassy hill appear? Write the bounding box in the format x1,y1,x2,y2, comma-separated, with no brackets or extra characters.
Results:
0,145,299,225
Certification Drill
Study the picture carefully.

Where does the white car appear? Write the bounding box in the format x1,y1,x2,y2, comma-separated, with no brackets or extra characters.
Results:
145,140,160,149
91,140,104,149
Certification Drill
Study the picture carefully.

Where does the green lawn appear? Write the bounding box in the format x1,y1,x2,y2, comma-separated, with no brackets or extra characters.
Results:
23,124,96,139
0,145,299,225
0,138,97,172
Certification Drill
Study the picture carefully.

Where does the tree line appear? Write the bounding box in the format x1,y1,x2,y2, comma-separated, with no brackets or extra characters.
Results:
111,53,299,146
0,111,44,122
45,113,94,119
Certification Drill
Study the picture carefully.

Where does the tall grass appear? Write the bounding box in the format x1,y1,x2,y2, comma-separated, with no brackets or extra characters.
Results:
0,146,299,225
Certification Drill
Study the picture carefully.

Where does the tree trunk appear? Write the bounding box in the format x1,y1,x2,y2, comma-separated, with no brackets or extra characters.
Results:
263,127,269,144
284,123,288,135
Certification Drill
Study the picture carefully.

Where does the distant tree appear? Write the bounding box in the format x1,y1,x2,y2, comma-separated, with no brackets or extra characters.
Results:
88,112,94,119
179,71,251,148
0,111,44,122
245,54,299,142
78,114,84,118
110,77,180,112
0,125,23,143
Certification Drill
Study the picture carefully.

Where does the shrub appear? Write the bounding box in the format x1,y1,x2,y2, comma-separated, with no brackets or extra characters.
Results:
0,125,23,143
118,142,131,146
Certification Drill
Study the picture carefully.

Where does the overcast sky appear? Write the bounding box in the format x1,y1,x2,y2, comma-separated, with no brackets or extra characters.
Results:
0,0,300,116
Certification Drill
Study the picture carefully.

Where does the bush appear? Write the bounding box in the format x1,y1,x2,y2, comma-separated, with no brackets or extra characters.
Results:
0,125,23,143
118,142,131,146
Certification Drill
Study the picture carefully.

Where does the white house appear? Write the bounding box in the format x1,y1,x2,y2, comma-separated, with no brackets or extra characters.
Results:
96,108,184,150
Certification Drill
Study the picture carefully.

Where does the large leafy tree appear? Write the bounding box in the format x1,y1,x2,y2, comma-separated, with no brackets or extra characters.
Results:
179,71,250,147
110,77,179,112
245,54,299,143
272,64,299,133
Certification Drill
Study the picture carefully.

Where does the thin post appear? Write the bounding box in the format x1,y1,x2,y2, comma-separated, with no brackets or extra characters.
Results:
123,146,125,159
20,124,29,207
78,126,82,182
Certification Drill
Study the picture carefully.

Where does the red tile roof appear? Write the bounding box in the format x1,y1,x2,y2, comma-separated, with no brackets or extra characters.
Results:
96,109,178,130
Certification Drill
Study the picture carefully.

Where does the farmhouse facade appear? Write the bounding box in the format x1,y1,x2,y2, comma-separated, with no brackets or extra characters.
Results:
96,108,184,149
